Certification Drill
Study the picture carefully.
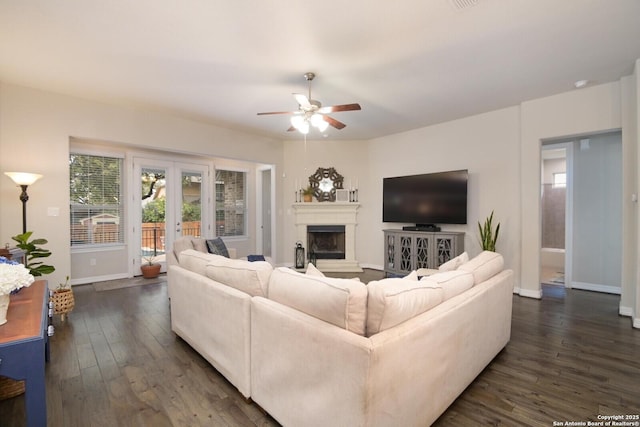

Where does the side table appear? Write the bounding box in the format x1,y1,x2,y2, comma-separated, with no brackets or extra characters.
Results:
0,280,52,427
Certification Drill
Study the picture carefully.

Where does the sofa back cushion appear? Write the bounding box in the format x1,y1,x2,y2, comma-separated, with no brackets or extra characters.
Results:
420,270,474,300
457,251,504,285
268,267,368,336
205,257,272,297
366,278,444,336
178,249,221,276
174,236,196,258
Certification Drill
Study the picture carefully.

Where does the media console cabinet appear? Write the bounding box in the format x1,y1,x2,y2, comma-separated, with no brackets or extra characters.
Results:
0,280,51,427
383,229,464,276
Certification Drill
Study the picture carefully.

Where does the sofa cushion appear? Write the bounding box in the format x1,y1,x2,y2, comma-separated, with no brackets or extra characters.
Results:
457,251,504,285
268,267,368,336
420,270,474,300
174,236,196,258
192,238,208,253
366,278,444,336
438,251,469,272
206,237,230,258
178,249,224,276
205,257,272,297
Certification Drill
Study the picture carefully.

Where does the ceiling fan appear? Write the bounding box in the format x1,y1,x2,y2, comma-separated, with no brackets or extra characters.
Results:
257,72,361,134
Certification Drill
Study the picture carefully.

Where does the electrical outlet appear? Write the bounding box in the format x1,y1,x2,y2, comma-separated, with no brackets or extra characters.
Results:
90,258,96,266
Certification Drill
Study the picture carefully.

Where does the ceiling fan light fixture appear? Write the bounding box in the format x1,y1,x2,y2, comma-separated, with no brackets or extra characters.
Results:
310,113,324,127
316,118,329,132
291,115,309,134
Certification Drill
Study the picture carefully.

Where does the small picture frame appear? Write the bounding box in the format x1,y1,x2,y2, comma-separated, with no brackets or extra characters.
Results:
335,189,350,202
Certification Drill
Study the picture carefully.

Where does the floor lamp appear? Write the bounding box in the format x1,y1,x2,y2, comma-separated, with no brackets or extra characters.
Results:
4,172,43,234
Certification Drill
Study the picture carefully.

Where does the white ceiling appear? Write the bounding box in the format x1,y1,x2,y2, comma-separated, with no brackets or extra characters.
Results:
1,0,639,141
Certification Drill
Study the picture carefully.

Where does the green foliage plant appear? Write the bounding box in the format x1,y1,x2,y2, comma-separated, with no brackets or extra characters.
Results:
11,231,56,276
478,211,500,252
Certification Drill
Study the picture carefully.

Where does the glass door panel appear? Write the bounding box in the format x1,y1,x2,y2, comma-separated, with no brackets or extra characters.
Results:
140,167,168,262
180,170,203,238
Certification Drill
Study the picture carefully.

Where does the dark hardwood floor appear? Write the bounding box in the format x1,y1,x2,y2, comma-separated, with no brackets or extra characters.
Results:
1,275,639,426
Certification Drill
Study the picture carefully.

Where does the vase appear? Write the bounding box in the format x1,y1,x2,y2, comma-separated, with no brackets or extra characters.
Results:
0,294,9,326
141,263,161,279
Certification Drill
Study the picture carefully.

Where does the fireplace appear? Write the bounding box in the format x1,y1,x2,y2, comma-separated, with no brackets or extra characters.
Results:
292,202,362,272
308,225,346,260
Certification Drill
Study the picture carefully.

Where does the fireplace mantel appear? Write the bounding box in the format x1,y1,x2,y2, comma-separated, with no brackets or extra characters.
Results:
292,202,362,272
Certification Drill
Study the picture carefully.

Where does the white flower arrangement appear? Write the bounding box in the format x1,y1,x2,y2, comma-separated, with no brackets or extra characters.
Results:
0,256,35,296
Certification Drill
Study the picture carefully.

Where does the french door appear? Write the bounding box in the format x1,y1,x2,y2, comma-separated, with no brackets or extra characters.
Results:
132,158,210,274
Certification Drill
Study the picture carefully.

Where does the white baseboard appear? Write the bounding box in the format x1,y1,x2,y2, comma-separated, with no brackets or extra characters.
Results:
619,305,634,317
70,272,130,286
634,317,640,329
570,281,621,295
518,288,542,299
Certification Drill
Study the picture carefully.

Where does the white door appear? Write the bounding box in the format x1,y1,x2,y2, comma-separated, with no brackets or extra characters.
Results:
133,158,210,274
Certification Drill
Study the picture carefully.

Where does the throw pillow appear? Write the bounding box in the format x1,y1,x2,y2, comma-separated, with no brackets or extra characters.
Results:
305,262,325,277
206,237,230,258
403,270,419,280
248,254,266,262
438,252,469,272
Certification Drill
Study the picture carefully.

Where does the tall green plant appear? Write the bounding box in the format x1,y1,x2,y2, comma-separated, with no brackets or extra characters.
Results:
11,231,56,276
478,211,500,252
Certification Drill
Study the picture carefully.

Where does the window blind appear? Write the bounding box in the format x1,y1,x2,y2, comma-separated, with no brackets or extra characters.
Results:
69,153,124,246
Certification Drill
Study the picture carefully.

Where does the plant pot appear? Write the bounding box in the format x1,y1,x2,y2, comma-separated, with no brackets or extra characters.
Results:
303,194,313,202
141,263,161,279
52,288,75,322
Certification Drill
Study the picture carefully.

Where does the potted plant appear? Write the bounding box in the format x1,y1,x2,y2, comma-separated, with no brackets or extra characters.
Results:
478,211,500,252
302,186,314,202
11,231,55,276
52,275,74,322
141,254,161,278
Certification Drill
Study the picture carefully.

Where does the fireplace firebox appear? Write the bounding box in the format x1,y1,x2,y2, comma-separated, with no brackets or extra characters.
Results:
307,225,346,260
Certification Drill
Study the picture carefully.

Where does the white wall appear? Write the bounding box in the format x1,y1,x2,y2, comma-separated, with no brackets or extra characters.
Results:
520,82,623,299
0,83,284,287
366,107,521,275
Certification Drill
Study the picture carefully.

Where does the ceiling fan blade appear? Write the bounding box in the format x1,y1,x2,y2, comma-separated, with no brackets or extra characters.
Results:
323,115,346,130
293,93,311,109
257,111,296,116
318,103,361,114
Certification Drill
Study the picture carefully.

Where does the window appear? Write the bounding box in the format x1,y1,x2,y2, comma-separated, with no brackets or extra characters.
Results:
553,172,566,188
215,169,246,236
70,153,124,246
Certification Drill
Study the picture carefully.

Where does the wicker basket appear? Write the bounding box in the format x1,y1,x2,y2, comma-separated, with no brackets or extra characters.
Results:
0,376,25,400
52,288,75,321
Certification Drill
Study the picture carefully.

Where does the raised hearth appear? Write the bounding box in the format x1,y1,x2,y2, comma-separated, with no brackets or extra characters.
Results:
292,202,362,272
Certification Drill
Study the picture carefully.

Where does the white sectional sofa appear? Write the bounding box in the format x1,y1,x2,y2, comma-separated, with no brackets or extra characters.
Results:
168,238,514,426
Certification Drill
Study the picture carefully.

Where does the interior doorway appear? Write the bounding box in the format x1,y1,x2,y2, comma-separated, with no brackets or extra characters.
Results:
540,143,571,288
540,131,622,295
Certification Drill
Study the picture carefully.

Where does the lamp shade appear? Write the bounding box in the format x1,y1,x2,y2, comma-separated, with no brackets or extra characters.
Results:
4,172,43,186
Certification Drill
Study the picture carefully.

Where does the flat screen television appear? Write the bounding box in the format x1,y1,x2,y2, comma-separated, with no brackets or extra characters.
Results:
382,169,468,225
